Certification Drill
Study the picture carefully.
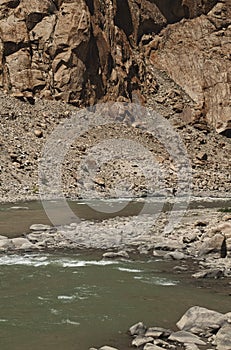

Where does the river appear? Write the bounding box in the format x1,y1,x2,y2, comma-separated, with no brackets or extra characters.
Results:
0,251,230,350
0,199,231,349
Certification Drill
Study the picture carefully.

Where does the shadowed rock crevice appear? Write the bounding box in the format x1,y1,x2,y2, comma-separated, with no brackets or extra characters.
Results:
3,41,29,56
137,19,163,43
85,0,94,16
80,34,105,104
6,0,20,9
151,0,188,23
114,0,134,39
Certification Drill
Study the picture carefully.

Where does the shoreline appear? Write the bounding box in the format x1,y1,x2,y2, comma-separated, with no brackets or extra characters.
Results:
1,203,231,281
1,191,231,205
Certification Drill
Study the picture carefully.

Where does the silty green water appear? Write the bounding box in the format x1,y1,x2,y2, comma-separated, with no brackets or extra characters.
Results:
0,252,230,350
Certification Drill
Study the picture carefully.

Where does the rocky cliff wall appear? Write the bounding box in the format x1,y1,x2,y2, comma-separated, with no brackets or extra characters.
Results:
0,0,230,134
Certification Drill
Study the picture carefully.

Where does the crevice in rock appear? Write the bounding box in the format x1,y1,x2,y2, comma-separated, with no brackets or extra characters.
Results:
137,19,163,44
26,13,46,31
150,0,188,23
220,129,231,138
114,0,134,39
7,0,20,9
86,0,94,16
80,34,104,103
3,41,29,56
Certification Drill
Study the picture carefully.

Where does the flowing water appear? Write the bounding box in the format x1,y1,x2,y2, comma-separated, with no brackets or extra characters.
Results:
0,200,231,350
0,252,230,350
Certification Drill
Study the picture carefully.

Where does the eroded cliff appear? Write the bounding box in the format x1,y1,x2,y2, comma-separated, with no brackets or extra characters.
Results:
0,0,230,134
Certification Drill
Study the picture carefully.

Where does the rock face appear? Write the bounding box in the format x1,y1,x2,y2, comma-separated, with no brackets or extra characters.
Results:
149,0,231,134
0,0,153,105
0,0,230,134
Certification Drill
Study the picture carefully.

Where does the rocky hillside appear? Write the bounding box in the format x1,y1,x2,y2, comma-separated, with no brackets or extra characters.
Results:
0,0,230,134
0,0,230,202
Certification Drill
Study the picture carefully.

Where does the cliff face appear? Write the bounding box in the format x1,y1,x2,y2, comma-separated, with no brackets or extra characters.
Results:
0,0,230,134
149,0,231,135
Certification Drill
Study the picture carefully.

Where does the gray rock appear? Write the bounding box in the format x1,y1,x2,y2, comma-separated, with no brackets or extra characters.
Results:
143,344,164,350
30,224,52,231
129,322,147,336
184,343,200,350
103,250,129,259
0,235,8,240
164,251,186,260
12,237,33,249
99,346,119,350
0,238,12,249
199,233,225,255
153,339,176,348
215,323,231,350
192,269,224,279
145,327,171,338
168,330,206,345
132,336,154,347
176,306,230,333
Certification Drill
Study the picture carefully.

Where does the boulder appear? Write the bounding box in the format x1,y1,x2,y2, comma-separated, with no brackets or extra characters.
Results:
198,233,225,255
145,327,171,338
168,330,206,345
176,306,231,333
215,323,231,350
102,250,129,259
0,238,12,250
164,251,186,260
132,335,154,347
30,224,52,231
129,322,147,336
0,235,8,240
11,237,34,249
143,344,164,350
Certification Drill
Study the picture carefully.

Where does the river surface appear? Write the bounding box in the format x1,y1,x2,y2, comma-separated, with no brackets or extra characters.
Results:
0,199,231,350
0,252,230,350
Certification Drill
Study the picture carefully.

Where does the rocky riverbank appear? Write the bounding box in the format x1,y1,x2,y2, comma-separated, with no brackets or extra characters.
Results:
90,306,231,350
1,207,231,280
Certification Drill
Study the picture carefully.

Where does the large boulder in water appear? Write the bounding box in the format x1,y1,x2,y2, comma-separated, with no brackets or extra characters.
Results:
176,306,231,333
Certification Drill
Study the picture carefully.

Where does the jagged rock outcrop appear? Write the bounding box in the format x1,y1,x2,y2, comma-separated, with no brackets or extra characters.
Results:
148,0,231,134
0,0,230,134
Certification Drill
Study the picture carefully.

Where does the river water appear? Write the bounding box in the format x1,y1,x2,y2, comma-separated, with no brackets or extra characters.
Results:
0,252,231,350
0,200,231,350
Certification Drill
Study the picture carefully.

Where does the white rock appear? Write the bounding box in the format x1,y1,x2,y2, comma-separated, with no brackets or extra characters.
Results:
0,235,8,240
215,323,231,350
168,330,206,345
143,344,164,350
129,322,146,336
0,239,12,249
176,306,229,333
30,224,52,231
12,237,33,249
132,336,154,347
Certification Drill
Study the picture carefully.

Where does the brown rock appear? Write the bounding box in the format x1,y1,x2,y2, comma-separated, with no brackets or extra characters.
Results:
34,129,43,138
149,0,231,134
199,233,225,255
